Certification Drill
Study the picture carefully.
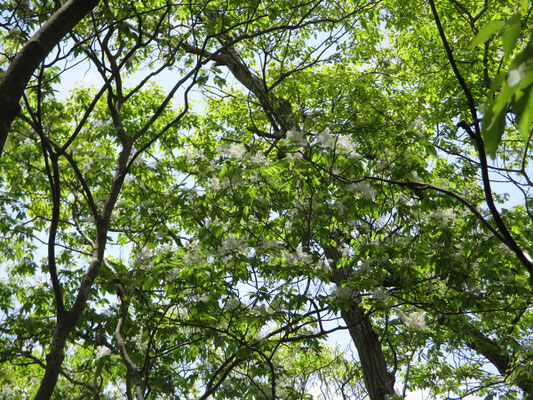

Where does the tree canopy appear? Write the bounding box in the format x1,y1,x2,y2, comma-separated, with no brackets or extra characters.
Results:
0,0,532,399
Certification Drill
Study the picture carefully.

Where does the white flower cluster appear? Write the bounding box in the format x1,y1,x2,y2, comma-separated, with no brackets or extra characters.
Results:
22,137,33,148
372,288,388,302
286,129,306,146
429,208,455,227
313,259,329,274
250,151,269,166
400,310,429,331
182,239,204,267
348,181,375,199
226,143,247,160
336,134,358,153
340,246,350,258
94,345,111,359
198,294,209,303
133,247,154,270
316,127,334,147
219,234,249,256
206,177,223,191
294,244,312,264
334,286,355,301
358,260,371,273
206,174,244,191
315,127,357,154
259,239,279,251
225,298,241,311
286,150,304,161
167,267,181,280
185,147,204,164
284,244,312,265
209,216,230,231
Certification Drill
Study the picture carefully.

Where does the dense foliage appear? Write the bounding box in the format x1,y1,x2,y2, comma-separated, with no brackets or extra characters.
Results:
0,0,532,399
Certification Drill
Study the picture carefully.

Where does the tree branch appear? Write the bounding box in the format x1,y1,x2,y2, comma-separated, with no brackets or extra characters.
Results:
0,0,101,156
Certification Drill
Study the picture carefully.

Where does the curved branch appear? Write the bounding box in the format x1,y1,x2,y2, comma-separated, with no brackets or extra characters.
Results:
457,122,533,282
428,0,479,133
0,0,101,156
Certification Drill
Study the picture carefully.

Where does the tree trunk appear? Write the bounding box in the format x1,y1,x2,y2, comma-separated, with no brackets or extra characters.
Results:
325,235,395,400
341,303,396,400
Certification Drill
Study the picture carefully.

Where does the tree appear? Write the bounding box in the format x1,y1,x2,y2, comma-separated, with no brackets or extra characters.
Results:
1,0,533,399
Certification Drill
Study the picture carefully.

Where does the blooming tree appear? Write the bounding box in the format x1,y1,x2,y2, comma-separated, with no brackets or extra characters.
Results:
0,0,533,399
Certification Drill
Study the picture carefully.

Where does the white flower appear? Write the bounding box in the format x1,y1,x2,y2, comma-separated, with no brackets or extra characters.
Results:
227,143,247,160
373,288,388,302
286,129,306,145
340,246,350,258
358,260,371,273
133,156,145,165
94,346,111,359
349,181,375,199
336,134,357,153
294,244,312,264
198,294,209,303
226,298,240,311
314,259,329,274
167,268,181,280
219,234,248,255
133,247,153,270
250,151,269,166
316,127,335,148
334,286,354,300
260,240,279,250
411,171,423,183
430,208,455,227
400,311,429,331
183,241,204,266
207,177,221,191
185,148,204,163
82,160,93,170
287,150,304,161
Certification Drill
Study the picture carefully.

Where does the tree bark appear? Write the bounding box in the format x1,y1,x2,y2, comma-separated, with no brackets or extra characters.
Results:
34,250,104,400
0,0,101,156
341,304,396,400
325,235,396,400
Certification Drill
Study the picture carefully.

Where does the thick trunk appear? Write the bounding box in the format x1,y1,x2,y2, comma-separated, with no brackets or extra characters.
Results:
0,0,100,155
34,225,109,400
34,259,102,400
325,235,395,400
34,317,74,400
341,303,395,400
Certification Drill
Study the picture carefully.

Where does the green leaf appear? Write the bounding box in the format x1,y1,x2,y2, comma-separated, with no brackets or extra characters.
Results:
471,20,502,47
515,85,533,139
482,102,508,159
214,75,226,88
502,13,522,61
197,74,209,86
